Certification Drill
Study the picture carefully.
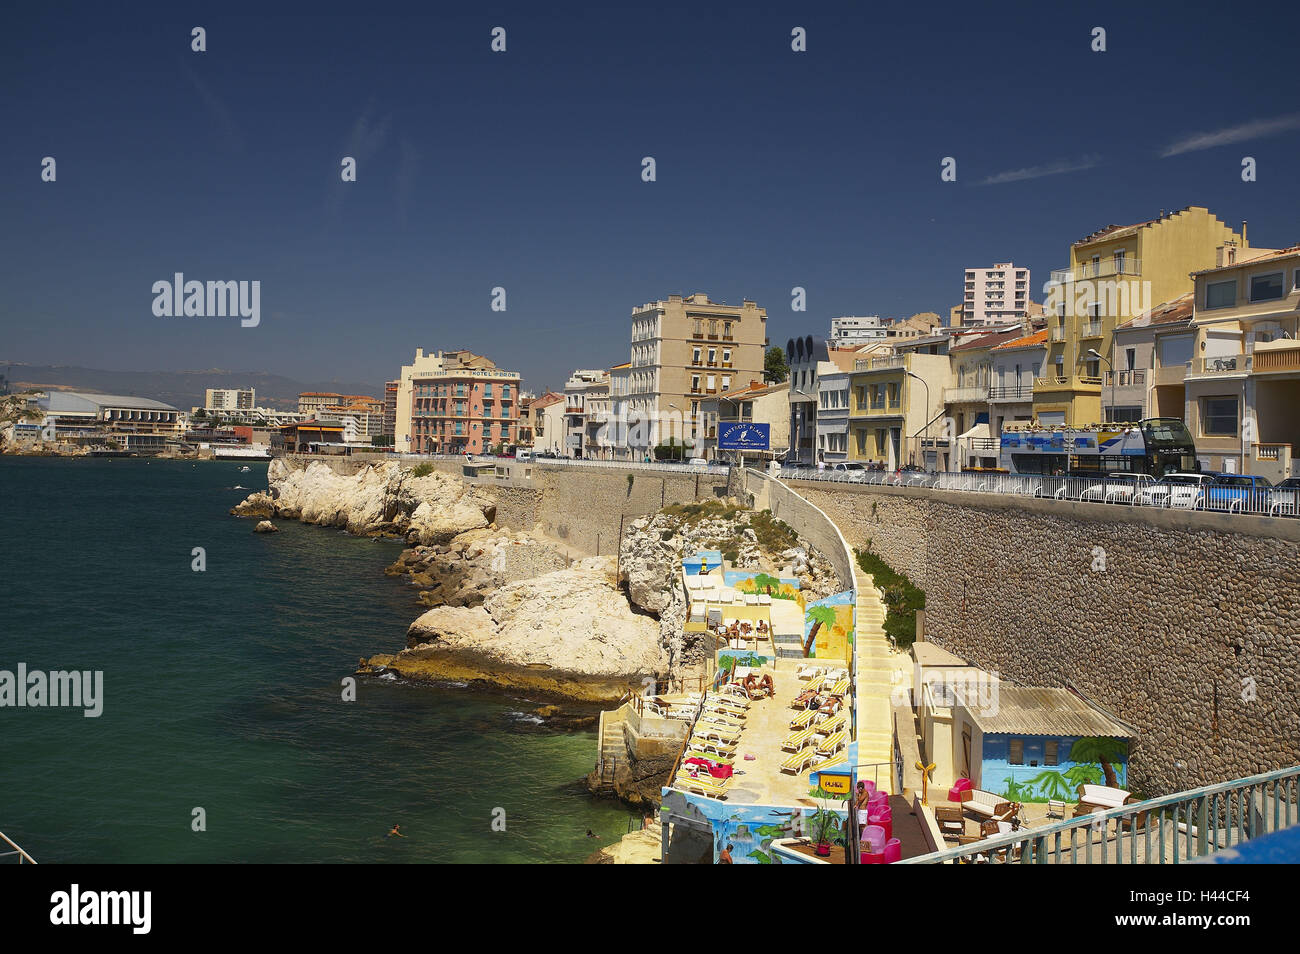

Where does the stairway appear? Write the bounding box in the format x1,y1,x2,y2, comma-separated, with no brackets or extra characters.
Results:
595,709,627,793
853,569,897,795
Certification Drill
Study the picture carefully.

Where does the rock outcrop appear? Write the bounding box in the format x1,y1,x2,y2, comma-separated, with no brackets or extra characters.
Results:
365,557,666,703
253,520,279,533
232,459,494,542
385,528,571,609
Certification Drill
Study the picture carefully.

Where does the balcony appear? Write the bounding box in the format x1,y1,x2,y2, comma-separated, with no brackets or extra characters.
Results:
988,384,1034,402
1190,355,1250,376
944,385,989,404
1050,327,1066,342
1253,342,1300,374
1033,375,1101,394
854,355,905,371
1103,369,1146,388
1081,321,1104,338
1049,258,1143,284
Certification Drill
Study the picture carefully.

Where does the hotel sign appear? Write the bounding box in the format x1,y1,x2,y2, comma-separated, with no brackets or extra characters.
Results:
718,422,770,451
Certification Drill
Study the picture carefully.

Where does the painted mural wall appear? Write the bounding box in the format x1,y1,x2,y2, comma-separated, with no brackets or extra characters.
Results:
803,590,855,659
660,789,850,864
981,734,1130,802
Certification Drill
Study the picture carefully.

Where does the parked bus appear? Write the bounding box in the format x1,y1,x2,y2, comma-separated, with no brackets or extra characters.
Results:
999,418,1197,479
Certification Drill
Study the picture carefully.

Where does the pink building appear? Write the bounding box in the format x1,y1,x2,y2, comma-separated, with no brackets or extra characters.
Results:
961,263,1031,326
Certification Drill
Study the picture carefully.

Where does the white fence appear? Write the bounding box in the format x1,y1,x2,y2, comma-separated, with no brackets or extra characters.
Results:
775,467,1299,519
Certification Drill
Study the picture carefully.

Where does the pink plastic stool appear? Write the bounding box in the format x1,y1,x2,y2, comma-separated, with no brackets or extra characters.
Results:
868,806,892,841
883,838,901,864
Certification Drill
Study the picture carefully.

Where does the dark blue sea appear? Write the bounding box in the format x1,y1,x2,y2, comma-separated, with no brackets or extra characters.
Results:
0,456,630,863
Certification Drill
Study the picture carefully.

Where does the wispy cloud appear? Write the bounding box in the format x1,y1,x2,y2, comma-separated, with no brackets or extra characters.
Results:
181,63,244,151
326,103,393,216
979,155,1100,186
1161,112,1300,157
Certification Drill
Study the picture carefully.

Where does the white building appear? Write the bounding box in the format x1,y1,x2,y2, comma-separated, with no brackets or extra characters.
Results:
829,316,888,347
816,370,851,463
204,387,255,412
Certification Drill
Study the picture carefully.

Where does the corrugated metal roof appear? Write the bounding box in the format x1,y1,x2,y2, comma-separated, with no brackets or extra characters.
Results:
960,684,1134,738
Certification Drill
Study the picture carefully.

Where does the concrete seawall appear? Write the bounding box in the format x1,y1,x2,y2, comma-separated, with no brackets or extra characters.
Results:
790,479,1300,796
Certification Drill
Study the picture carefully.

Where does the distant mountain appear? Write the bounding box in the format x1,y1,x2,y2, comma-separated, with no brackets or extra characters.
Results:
0,362,386,411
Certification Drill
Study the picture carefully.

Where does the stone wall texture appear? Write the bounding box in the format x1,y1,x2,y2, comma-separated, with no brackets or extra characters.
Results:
792,479,1300,797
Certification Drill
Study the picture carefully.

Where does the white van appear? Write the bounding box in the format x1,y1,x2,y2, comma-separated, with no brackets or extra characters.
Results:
516,449,532,462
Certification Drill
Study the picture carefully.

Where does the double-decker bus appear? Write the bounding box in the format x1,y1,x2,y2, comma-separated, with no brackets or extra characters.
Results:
999,418,1198,478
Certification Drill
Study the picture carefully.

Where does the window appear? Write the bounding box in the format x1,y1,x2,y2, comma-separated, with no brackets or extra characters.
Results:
1045,741,1059,766
706,375,715,391
1202,397,1238,437
723,321,733,340
1125,348,1136,370
692,347,701,365
691,375,701,393
1249,272,1284,302
1206,279,1236,309
1009,739,1024,765
1294,269,1300,290
721,376,731,391
722,348,731,364
707,348,716,364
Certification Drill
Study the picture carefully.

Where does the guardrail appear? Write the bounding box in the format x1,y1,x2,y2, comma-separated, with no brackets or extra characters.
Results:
0,831,36,864
772,467,1300,519
899,764,1299,864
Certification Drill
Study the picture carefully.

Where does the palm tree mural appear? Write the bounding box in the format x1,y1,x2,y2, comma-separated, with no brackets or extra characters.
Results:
1068,737,1128,789
804,605,838,657
752,573,781,597
1063,762,1104,791
1024,769,1076,802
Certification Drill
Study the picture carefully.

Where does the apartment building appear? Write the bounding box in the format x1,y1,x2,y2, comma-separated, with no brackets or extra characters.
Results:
961,263,1031,326
1034,206,1245,427
945,329,1026,468
562,368,610,458
848,352,951,470
615,293,767,455
383,380,399,440
394,348,521,455
1108,294,1195,424
988,328,1047,438
787,335,869,465
1183,244,1300,478
829,316,888,347
204,388,255,412
529,391,566,454
816,370,851,464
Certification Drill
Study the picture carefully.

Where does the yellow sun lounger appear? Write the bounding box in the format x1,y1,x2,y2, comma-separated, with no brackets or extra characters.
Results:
802,673,825,694
675,773,731,799
690,737,737,757
828,677,850,697
693,724,741,743
790,708,818,729
683,750,734,766
816,730,846,756
702,703,746,719
782,724,818,752
812,751,847,772
817,712,847,735
781,747,818,774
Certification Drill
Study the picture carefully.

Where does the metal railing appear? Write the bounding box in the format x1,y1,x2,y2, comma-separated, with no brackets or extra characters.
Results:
0,831,36,864
773,467,1300,519
900,764,1299,864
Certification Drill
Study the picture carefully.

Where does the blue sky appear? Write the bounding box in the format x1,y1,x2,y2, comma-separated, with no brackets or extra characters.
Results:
3,1,1299,394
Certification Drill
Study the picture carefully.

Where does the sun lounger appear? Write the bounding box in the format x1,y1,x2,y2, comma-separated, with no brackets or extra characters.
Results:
781,747,818,774
684,749,733,766
690,736,737,757
817,712,847,735
816,731,846,756
790,708,818,729
745,594,759,605
759,594,772,605
675,773,731,799
693,725,741,744
812,751,847,772
828,677,850,697
782,724,818,752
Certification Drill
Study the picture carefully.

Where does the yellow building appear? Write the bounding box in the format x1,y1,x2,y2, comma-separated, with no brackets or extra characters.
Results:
1034,207,1245,427
848,352,949,468
1183,244,1299,478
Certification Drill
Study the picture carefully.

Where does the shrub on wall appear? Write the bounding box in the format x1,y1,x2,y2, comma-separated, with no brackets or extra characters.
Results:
855,547,925,649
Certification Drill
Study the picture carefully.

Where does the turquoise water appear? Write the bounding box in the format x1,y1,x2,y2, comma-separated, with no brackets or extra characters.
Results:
0,457,631,863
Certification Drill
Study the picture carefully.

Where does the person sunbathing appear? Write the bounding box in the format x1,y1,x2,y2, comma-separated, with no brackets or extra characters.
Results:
817,696,841,717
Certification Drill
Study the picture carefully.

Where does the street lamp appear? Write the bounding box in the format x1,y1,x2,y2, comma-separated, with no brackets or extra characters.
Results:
1086,348,1114,424
906,371,930,469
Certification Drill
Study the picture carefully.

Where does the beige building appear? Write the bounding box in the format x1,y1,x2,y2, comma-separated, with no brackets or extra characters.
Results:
1183,244,1300,478
393,348,521,455
616,293,767,456
1108,294,1195,424
1035,206,1246,427
699,379,791,463
848,351,951,469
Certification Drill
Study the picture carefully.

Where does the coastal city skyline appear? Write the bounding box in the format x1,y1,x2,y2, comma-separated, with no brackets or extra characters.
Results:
5,4,1300,392
5,0,1300,896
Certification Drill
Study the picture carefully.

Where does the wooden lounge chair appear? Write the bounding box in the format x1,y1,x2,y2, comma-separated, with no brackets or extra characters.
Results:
781,747,818,774
782,725,817,752
935,806,966,841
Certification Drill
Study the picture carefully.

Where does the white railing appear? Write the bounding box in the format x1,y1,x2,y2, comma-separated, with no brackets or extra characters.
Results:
0,831,36,864
773,468,1300,519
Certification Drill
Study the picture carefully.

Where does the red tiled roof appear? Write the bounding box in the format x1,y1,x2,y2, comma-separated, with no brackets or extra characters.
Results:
950,329,1024,352
1190,245,1300,276
992,329,1049,350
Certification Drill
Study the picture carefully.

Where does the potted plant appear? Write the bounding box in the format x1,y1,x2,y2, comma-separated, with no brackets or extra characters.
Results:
809,805,840,857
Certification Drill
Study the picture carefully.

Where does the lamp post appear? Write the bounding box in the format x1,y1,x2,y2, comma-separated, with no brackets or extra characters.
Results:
1087,348,1114,424
906,370,930,470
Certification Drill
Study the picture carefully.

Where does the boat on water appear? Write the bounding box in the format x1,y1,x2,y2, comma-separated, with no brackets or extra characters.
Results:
239,465,251,472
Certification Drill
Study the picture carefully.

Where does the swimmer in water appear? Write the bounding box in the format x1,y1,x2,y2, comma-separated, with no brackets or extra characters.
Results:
387,824,404,838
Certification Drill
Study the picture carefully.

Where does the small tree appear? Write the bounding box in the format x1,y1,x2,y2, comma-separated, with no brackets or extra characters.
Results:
764,346,789,384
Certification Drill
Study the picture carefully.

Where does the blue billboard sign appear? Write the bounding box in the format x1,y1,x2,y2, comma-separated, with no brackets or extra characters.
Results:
718,422,770,451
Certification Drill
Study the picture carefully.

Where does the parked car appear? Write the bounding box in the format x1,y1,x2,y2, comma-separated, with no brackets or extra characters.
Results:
687,457,709,467
830,462,868,481
1134,472,1214,509
515,449,532,462
1203,473,1273,512
1268,476,1300,517
1077,472,1157,504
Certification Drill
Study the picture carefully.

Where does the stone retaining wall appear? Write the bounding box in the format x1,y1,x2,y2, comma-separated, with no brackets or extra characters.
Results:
790,479,1300,796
